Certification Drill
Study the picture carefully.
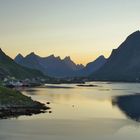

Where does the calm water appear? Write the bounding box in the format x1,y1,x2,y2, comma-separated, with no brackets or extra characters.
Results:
0,82,140,140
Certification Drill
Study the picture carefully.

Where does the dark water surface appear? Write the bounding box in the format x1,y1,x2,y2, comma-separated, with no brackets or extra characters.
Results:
0,82,140,140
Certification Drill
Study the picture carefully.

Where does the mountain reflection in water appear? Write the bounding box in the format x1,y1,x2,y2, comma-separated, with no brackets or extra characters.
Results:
112,94,140,122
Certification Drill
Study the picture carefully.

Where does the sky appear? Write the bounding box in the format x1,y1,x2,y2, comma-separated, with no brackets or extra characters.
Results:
0,0,140,65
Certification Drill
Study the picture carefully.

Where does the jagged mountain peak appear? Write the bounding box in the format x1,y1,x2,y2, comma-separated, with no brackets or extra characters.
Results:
27,52,36,56
14,53,24,63
15,52,86,77
25,52,40,59
63,56,71,61
48,54,55,58
17,53,24,58
46,54,61,61
76,64,85,69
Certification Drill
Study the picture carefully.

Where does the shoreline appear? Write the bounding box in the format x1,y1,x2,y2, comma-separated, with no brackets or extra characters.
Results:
0,105,49,119
0,86,50,119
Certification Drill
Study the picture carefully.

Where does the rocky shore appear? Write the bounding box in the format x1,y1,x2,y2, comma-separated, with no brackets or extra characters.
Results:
0,86,49,119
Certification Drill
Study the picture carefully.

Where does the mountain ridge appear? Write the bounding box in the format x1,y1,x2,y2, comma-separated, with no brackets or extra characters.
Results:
90,30,140,82
0,48,45,79
15,52,107,78
15,53,85,77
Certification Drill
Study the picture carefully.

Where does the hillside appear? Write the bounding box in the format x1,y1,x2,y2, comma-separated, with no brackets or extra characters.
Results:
0,86,49,118
0,49,45,79
90,31,140,82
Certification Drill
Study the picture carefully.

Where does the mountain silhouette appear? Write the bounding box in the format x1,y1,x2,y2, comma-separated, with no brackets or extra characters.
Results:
63,56,84,71
80,55,106,76
90,31,140,82
0,49,44,79
73,55,107,77
112,94,140,122
15,52,108,78
14,53,24,63
15,53,84,77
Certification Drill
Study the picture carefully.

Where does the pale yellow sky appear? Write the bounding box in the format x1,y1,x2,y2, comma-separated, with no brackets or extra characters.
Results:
0,0,140,65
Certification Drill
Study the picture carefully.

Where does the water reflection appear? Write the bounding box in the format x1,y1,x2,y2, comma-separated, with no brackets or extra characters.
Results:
1,83,140,140
21,83,140,122
112,94,140,122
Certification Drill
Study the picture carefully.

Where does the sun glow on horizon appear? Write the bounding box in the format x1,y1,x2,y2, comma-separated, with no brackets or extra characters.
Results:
0,0,140,65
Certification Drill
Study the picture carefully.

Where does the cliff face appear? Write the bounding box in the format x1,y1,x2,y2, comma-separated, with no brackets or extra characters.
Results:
90,31,140,82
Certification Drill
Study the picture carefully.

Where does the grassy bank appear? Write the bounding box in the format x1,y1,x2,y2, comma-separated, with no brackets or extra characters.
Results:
0,86,49,118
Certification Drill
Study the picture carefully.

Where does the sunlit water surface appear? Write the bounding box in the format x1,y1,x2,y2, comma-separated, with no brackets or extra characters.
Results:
0,82,140,140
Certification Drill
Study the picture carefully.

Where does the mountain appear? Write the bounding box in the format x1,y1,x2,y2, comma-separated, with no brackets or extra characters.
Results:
15,53,84,77
85,55,106,73
63,56,84,71
90,31,140,82
15,52,107,78
73,55,107,77
14,53,24,63
0,49,44,79
16,52,46,73
77,55,106,76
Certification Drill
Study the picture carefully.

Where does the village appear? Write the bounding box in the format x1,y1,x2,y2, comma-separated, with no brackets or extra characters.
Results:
2,76,47,88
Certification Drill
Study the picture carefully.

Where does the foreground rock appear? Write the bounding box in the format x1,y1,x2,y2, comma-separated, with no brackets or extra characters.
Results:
0,86,49,119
